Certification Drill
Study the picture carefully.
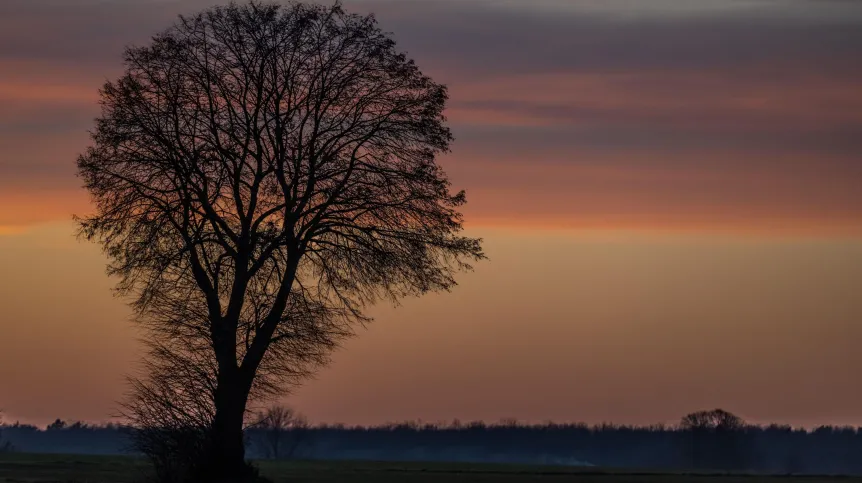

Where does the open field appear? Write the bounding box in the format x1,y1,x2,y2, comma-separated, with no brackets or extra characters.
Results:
0,454,858,483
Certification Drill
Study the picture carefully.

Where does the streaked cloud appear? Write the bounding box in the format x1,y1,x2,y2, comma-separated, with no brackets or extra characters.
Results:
1,0,860,234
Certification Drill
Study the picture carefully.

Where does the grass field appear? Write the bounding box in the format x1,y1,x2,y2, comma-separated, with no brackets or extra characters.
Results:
0,454,856,483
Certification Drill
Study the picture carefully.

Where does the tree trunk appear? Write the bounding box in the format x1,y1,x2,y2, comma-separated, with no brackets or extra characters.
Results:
202,373,255,482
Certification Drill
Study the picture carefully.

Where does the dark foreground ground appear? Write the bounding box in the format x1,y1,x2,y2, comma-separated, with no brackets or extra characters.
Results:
1,454,859,483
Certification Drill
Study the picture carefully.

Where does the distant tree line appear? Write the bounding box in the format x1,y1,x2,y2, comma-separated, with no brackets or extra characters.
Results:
2,409,862,475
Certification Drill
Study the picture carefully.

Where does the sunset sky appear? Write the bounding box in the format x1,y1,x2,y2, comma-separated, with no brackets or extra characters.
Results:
1,0,862,428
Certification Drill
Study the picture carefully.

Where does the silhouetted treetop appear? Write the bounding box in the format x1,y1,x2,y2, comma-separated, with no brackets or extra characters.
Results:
78,0,480,324
680,409,746,431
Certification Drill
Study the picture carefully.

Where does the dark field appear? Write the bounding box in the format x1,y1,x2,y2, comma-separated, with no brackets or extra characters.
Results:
0,454,856,483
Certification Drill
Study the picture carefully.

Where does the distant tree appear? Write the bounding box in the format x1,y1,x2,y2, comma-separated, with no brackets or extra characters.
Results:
498,418,520,428
680,409,745,432
680,409,748,470
69,421,90,430
75,1,483,480
467,421,487,430
252,405,309,459
0,410,11,454
46,419,67,431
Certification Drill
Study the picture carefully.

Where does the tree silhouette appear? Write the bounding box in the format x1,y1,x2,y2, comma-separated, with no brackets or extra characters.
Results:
0,410,11,454
680,409,748,470
252,405,309,460
680,409,745,432
76,1,484,480
46,419,67,431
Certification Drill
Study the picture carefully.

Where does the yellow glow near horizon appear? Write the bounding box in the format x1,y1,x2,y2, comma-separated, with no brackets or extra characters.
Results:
2,221,861,428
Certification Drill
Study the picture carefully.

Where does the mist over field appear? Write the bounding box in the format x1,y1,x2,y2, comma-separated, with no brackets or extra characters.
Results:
4,420,862,475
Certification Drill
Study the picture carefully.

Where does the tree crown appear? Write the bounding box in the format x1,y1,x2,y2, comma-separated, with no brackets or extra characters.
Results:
77,0,484,391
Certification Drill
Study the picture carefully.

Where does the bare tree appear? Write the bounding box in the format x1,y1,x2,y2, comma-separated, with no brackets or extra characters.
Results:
120,337,219,482
680,409,745,432
76,1,484,479
680,409,748,470
252,405,309,460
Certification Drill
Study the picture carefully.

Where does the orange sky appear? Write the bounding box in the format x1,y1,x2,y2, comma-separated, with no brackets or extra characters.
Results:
1,0,862,428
